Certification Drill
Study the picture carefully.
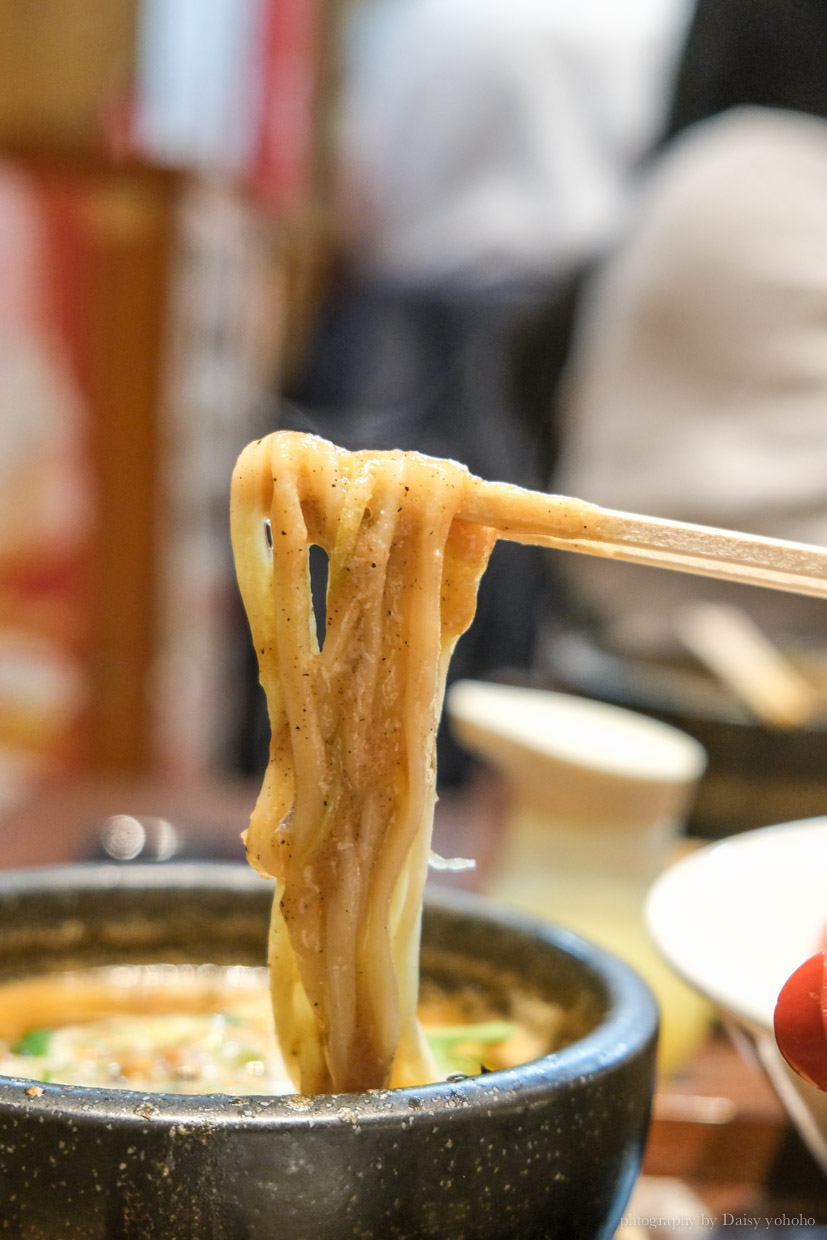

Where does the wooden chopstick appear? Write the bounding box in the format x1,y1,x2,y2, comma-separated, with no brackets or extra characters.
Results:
459,477,827,601
675,602,823,728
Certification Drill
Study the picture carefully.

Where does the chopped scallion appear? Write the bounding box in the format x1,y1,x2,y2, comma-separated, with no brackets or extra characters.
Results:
12,1028,53,1057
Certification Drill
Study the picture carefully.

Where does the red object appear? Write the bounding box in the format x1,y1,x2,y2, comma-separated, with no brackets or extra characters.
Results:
774,950,827,1091
251,0,321,210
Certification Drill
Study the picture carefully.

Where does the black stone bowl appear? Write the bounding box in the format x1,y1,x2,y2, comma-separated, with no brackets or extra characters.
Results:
0,863,657,1240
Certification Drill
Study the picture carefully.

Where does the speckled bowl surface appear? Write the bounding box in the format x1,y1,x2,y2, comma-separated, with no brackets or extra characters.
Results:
0,863,657,1240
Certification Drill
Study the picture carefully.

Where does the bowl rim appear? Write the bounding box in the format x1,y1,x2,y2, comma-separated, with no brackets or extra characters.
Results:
0,861,658,1128
646,815,827,1029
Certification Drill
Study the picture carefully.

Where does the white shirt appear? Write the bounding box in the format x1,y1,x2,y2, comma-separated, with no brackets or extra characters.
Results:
339,0,693,287
554,108,827,653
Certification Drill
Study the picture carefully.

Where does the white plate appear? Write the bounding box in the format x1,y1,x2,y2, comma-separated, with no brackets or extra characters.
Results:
646,818,827,1171
646,817,827,1029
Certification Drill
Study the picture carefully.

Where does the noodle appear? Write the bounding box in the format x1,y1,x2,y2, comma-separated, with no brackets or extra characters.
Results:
230,432,496,1093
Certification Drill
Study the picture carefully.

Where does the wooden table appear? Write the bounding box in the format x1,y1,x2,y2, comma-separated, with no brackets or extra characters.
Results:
637,1030,827,1235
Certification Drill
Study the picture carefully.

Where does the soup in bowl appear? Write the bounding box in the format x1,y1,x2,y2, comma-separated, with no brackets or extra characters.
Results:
0,861,657,1239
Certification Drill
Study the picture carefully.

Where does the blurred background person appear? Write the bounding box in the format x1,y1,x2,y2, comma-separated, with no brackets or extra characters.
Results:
336,0,693,289
543,0,827,836
274,0,692,783
661,0,827,142
549,106,827,661
548,0,827,666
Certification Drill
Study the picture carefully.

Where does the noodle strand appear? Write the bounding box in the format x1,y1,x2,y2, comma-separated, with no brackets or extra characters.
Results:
231,432,495,1093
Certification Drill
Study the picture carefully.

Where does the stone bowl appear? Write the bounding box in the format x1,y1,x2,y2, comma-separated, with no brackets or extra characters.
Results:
0,862,657,1239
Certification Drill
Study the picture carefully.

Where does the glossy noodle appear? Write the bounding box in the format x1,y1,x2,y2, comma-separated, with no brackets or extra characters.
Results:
230,432,496,1093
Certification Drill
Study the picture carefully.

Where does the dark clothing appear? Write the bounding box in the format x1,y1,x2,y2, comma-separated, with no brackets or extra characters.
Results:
663,0,827,142
283,278,572,494
271,275,580,786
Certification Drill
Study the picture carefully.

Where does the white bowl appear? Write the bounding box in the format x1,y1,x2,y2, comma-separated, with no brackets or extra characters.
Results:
646,818,827,1171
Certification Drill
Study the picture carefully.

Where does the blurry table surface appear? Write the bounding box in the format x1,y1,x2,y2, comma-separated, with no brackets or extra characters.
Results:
1,766,826,1231
0,767,507,877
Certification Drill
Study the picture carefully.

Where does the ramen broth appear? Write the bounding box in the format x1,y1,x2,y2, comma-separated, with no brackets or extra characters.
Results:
0,964,572,1095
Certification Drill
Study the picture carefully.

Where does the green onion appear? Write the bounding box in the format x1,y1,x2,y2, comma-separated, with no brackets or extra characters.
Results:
12,1028,53,1057
425,1021,515,1048
425,1020,516,1077
234,1048,264,1065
